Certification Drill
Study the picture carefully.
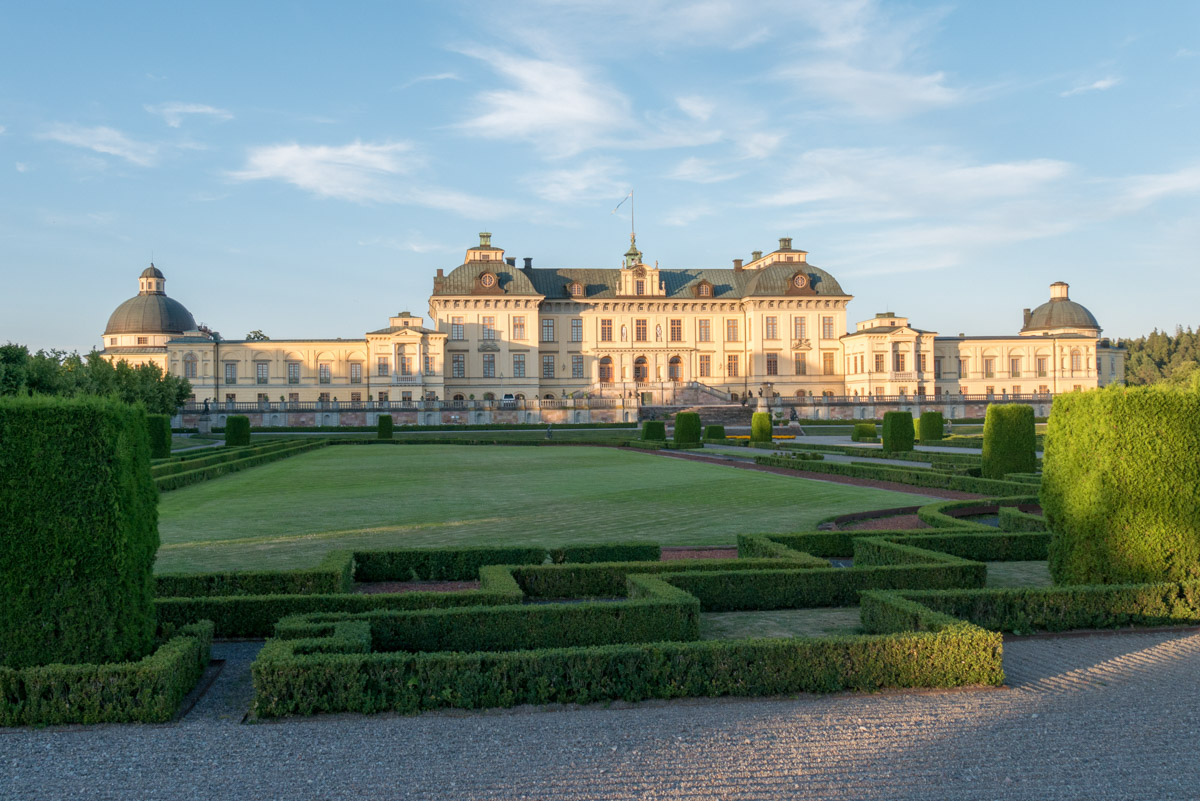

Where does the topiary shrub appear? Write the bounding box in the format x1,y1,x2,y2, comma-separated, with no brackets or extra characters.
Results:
673,412,701,445
750,412,772,443
147,413,172,458
377,414,394,440
703,424,726,441
641,420,666,441
918,411,944,443
851,422,877,442
224,415,251,446
981,404,1035,479
881,411,914,452
1043,385,1200,585
0,396,158,668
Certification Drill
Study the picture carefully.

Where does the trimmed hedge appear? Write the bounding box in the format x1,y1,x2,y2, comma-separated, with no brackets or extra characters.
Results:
377,414,393,440
151,439,304,477
881,411,914,452
918,411,944,443
641,420,666,441
750,412,772,443
354,546,547,582
0,621,213,726
755,455,1033,495
998,506,1046,532
210,422,639,433
673,412,701,445
781,442,982,467
224,415,251,446
155,440,326,491
981,404,1035,479
0,396,159,669
703,424,726,441
1043,385,1200,585
148,413,172,458
156,551,356,598
549,542,662,565
851,422,877,442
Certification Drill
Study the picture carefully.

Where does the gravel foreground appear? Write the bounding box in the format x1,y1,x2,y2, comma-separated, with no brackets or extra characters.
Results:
4,630,1200,801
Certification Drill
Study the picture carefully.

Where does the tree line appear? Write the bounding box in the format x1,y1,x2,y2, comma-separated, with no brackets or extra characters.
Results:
1120,327,1200,386
0,344,191,415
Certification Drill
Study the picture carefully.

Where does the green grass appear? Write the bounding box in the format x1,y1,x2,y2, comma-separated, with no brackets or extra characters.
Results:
700,607,863,639
155,445,937,574
250,429,636,443
171,435,220,450
985,561,1054,588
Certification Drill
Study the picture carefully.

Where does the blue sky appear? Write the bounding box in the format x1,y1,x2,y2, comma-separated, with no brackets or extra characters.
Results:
3,1,1199,352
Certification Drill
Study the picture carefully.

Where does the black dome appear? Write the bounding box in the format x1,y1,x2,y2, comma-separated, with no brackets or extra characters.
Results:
140,264,164,279
1021,298,1100,333
104,294,197,335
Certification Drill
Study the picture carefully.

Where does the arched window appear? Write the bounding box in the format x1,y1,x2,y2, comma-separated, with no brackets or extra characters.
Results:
1070,349,1081,372
599,356,613,383
634,356,649,382
183,352,198,379
544,393,555,400
453,393,465,401
668,356,682,382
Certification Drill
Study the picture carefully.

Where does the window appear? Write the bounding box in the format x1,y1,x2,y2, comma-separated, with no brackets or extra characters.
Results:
400,356,412,376
1036,357,1048,378
572,355,584,379
542,355,555,378
765,317,778,340
983,357,995,379
599,356,613,383
452,353,465,378
318,364,331,384
986,386,995,397
635,279,645,296
288,392,299,403
1071,350,1081,372
109,338,117,346
225,393,236,404
256,362,269,384
482,316,496,340
318,392,330,403
571,318,583,342
668,356,682,381
894,353,906,372
1010,357,1021,378
1012,385,1022,395
958,357,969,377
137,336,148,345
766,353,778,376
934,357,942,378
600,319,613,342
512,316,526,340
377,391,389,403
1038,385,1049,394
541,318,555,342
795,353,807,375
286,362,299,384
350,392,361,403
794,317,807,340
377,356,389,377
918,353,927,372
726,354,739,377
350,363,362,384
401,392,412,404
257,393,269,404
821,316,834,339
183,354,198,379
823,353,835,375
698,283,711,297
451,317,464,340
482,354,495,378
725,319,739,342
224,363,237,384
699,354,711,378
697,319,711,342
513,354,525,377
669,319,682,342
874,354,885,373
424,355,434,375
569,283,583,297
635,319,647,342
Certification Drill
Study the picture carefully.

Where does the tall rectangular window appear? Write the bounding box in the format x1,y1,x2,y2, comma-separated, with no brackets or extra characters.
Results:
1010,357,1021,377
542,354,555,378
697,319,711,342
571,318,583,342
377,356,389,377
452,353,465,378
482,316,496,340
699,354,711,377
377,391,388,404
918,353,927,372
765,316,778,340
794,317,807,340
725,319,739,342
1036,357,1048,377
894,353,906,372
600,319,613,342
451,316,465,340
541,318,555,342
400,356,412,376
726,354,739,377
513,354,525,378
874,354,885,373
287,362,300,384
256,362,269,384
821,316,834,339
318,392,330,403
635,279,645,295
959,357,969,377
572,355,584,378
423,355,434,375
635,319,647,341
934,357,942,379
669,318,682,342
795,353,807,375
184,357,198,379
482,354,495,378
318,364,331,384
350,363,362,384
350,392,361,404
512,316,526,340
823,353,835,375
983,357,995,378
766,353,778,376
224,363,237,384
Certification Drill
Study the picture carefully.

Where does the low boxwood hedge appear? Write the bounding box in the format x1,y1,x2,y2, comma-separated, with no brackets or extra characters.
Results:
155,440,326,491
703,424,726,441
755,455,1032,495
156,551,356,598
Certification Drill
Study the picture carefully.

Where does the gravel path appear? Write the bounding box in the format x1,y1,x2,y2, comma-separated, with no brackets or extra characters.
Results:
5,629,1200,800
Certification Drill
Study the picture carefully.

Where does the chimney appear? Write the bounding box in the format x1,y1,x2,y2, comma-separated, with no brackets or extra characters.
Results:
523,257,533,269
1023,308,1032,328
505,257,516,267
479,232,492,248
1050,281,1069,300
752,250,763,261
733,258,743,271
779,237,792,251
436,268,444,278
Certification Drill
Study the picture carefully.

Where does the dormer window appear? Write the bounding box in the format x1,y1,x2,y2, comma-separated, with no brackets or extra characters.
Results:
697,282,712,298
568,282,583,297
481,253,490,260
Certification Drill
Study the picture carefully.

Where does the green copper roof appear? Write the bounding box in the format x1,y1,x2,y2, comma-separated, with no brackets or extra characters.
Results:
104,293,197,335
1021,298,1100,333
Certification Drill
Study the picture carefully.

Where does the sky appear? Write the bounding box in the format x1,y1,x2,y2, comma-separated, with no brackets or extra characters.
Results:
2,0,1199,352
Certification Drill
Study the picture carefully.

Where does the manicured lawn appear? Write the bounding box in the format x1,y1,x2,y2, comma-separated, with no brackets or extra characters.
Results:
700,607,863,640
156,445,937,574
986,561,1054,588
251,428,637,443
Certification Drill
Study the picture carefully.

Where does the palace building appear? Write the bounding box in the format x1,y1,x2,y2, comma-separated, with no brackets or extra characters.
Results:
100,233,1125,426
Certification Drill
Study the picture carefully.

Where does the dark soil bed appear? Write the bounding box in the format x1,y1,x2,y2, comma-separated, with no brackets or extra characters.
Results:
840,514,930,531
661,546,738,560
355,580,481,594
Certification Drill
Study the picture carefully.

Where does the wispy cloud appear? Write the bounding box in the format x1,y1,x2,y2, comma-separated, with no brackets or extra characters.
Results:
667,157,741,184
145,102,233,127
1175,47,1198,59
358,236,455,253
523,158,627,203
1061,77,1120,97
15,162,28,172
395,72,462,90
0,125,6,135
675,95,715,122
39,124,159,166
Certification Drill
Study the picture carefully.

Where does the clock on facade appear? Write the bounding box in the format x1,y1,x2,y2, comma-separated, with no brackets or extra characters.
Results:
480,273,497,288
792,274,808,289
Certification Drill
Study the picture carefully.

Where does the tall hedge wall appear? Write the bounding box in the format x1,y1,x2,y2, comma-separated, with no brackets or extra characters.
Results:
673,412,701,445
981,404,1035,479
225,415,251,446
377,414,394,440
881,411,914,452
147,413,172,458
0,397,158,668
1043,385,1200,585
750,412,772,442
851,422,877,442
918,411,943,443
